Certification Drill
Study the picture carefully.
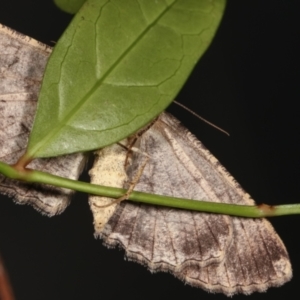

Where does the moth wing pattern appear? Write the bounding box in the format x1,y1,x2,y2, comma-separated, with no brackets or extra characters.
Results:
0,25,85,215
97,113,292,295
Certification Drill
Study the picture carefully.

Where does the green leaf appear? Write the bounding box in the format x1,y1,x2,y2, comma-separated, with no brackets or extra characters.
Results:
53,0,87,14
27,0,226,159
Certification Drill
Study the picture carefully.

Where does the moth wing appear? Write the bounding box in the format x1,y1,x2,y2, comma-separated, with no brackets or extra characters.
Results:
100,112,291,295
99,113,234,272
0,25,85,215
182,216,292,295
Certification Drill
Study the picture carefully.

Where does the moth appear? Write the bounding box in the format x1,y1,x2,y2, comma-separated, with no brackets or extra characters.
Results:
0,24,292,295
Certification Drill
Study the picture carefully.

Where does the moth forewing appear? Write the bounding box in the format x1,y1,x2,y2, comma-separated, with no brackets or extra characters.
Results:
0,25,86,215
90,113,292,296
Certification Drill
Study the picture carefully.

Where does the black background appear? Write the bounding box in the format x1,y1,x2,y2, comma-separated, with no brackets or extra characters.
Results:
0,1,299,299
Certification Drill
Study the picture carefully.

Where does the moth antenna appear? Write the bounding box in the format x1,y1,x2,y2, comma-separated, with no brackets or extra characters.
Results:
117,140,138,168
173,100,230,136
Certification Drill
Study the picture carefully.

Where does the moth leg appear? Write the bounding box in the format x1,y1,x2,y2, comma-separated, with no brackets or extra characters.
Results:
93,154,149,208
89,133,151,234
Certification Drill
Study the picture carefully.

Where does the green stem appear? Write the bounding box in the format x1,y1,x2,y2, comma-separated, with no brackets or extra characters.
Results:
1,160,300,218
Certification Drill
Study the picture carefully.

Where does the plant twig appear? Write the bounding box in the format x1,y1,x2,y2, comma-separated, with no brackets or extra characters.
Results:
1,161,300,218
0,255,15,300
